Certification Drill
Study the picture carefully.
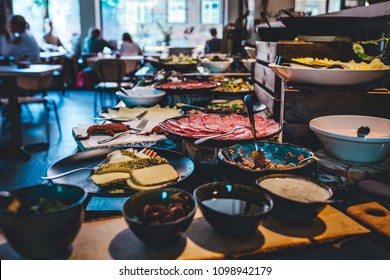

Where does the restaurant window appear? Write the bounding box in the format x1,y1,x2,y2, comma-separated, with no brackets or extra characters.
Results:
48,0,81,51
201,0,222,24
12,0,46,43
167,0,187,24
12,0,80,52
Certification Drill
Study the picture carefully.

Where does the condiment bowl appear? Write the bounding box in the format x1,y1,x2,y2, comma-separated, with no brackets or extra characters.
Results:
0,184,87,259
122,188,197,247
309,115,390,163
256,174,333,223
193,182,273,237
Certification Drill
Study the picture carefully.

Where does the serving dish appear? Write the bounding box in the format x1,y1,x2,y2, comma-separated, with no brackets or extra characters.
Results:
218,142,316,182
193,182,273,237
201,57,233,73
309,115,390,163
0,184,87,259
145,55,199,72
211,77,254,99
256,174,333,223
180,99,266,115
116,88,165,107
45,148,194,197
159,114,281,147
122,188,197,247
269,63,390,86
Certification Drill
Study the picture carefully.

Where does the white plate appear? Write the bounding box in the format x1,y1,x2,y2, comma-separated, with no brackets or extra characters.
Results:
269,63,390,86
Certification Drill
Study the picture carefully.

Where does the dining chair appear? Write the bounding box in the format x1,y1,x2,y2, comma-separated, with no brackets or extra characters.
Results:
0,73,62,147
94,59,133,115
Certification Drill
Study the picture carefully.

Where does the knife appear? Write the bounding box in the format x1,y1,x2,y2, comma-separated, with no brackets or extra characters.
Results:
93,110,147,121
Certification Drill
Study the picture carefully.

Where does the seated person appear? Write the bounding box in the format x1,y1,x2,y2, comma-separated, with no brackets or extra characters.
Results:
205,28,222,54
3,15,40,62
83,27,115,54
0,20,10,56
119,32,142,55
43,19,63,47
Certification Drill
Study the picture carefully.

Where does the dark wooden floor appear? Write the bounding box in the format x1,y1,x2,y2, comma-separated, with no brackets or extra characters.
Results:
0,90,96,190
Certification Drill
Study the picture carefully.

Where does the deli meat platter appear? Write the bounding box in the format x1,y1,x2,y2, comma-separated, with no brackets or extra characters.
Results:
159,113,281,146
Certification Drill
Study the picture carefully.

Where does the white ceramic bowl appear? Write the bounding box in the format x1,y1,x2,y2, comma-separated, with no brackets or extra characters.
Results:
309,115,390,163
202,57,233,73
269,63,390,86
116,87,165,107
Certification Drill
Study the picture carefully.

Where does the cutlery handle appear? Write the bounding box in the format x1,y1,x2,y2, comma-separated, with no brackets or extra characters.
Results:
41,167,94,180
97,131,130,144
194,129,237,145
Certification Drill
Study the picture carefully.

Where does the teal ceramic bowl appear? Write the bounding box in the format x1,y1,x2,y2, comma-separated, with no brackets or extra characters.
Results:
218,141,316,183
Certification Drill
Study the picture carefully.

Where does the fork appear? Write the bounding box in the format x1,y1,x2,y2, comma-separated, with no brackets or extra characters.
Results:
97,119,149,144
41,154,113,180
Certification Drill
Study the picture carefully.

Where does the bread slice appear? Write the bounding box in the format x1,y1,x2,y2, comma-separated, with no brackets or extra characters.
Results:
90,172,130,188
129,164,179,186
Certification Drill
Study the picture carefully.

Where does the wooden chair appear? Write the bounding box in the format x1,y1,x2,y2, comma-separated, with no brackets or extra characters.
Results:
94,59,133,115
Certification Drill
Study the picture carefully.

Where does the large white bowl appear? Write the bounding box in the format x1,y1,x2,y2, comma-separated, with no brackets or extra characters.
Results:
269,63,390,86
202,57,233,73
309,115,390,163
116,87,165,107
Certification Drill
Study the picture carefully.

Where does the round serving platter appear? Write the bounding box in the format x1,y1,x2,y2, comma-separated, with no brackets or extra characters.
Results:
45,148,195,197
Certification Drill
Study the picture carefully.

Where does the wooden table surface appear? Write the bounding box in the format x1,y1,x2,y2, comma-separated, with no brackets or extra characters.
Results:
0,205,369,260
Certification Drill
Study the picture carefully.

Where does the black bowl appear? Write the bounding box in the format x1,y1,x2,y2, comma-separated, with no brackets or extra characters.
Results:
0,184,87,259
122,188,197,248
256,174,333,223
194,182,273,237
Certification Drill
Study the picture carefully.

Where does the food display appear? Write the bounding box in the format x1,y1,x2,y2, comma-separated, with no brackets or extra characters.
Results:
292,57,385,70
161,54,199,65
89,148,179,191
159,114,281,141
212,77,254,92
156,80,217,90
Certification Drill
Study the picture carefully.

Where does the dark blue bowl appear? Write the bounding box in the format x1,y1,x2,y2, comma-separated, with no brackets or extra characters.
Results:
0,184,87,259
218,141,316,183
194,182,273,237
122,188,197,248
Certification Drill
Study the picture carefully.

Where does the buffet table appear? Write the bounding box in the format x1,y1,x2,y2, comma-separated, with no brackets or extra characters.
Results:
0,205,370,260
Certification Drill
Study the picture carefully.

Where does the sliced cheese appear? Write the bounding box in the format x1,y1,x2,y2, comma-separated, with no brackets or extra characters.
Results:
129,164,179,186
95,157,167,174
126,179,169,191
108,154,134,164
90,172,130,188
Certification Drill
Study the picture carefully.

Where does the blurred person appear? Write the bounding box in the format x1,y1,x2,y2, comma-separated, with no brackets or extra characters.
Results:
43,19,63,47
0,18,11,55
83,27,114,53
119,32,142,55
3,15,40,62
205,28,222,54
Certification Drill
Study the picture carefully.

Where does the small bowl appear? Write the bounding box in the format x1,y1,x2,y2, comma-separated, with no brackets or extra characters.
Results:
309,115,390,163
193,182,273,237
116,87,166,107
241,58,256,72
201,57,233,73
0,184,87,259
122,188,197,247
218,142,316,183
256,174,333,223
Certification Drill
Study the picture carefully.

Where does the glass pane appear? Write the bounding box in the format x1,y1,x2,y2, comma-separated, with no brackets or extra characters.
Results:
12,0,46,44
48,0,81,51
295,0,327,16
201,0,221,24
167,0,187,23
